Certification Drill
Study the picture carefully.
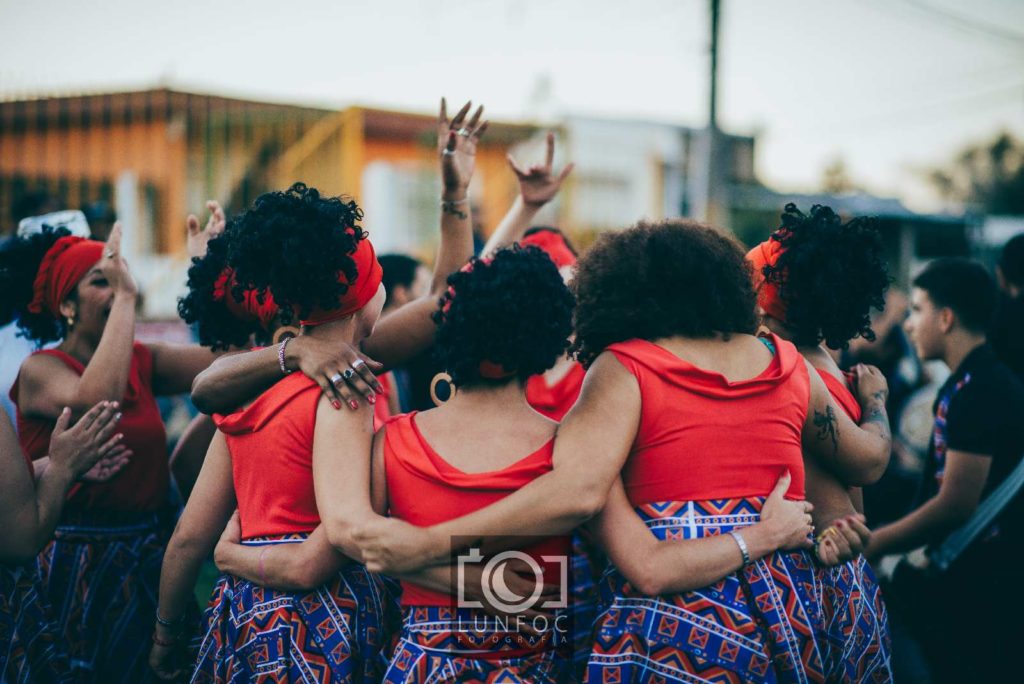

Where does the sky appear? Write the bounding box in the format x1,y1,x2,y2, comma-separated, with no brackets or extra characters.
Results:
1,0,1022,212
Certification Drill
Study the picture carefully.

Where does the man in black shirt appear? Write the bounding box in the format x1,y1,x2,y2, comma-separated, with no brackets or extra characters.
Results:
867,258,1024,682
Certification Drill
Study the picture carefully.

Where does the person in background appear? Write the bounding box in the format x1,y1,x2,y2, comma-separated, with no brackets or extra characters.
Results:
866,257,1024,683
992,232,1024,380
0,402,124,683
378,253,430,415
0,221,223,683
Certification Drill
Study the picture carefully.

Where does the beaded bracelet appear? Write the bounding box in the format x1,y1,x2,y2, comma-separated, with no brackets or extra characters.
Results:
278,338,294,375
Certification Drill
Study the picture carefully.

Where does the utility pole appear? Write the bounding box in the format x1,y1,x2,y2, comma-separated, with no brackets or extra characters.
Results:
709,0,719,132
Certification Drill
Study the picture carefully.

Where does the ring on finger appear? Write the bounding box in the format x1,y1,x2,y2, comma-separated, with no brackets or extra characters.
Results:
104,249,117,259
342,368,356,381
457,127,470,137
442,148,456,156
329,373,344,385
352,359,367,370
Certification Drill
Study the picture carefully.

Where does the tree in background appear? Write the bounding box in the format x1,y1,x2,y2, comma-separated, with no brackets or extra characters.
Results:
820,156,860,195
930,131,1024,215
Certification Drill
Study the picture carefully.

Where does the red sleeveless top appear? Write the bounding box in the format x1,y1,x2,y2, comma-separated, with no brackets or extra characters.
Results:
214,373,323,539
608,334,810,506
10,343,169,512
383,412,569,606
817,369,862,423
526,362,585,421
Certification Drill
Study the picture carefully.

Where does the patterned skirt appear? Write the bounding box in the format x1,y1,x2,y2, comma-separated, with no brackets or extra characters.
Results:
570,531,606,678
383,606,573,683
586,498,826,684
35,508,174,684
192,535,398,683
816,556,892,683
0,563,72,684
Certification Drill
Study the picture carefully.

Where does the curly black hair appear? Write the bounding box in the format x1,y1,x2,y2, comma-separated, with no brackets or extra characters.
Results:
177,225,276,351
762,203,889,349
570,219,759,368
433,245,574,387
0,225,75,345
209,183,366,326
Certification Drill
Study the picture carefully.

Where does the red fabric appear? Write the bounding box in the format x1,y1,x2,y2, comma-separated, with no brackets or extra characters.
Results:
213,269,279,330
746,238,788,322
27,237,105,316
10,343,169,512
817,369,862,423
520,231,576,269
300,236,383,326
373,372,394,431
213,373,323,539
608,334,809,506
383,412,569,606
526,362,586,421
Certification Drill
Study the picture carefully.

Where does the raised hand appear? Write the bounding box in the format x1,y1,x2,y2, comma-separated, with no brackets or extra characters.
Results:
438,98,488,196
507,132,574,208
187,200,227,260
47,401,126,480
100,223,138,297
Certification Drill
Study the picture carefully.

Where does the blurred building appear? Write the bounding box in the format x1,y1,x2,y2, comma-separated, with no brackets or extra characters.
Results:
0,88,534,316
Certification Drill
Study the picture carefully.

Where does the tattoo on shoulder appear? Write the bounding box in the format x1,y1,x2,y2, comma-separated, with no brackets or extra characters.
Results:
814,405,839,457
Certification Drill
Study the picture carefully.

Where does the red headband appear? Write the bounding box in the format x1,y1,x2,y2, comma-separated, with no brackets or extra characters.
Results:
213,270,280,331
27,237,105,317
299,236,383,326
746,237,788,322
520,230,576,269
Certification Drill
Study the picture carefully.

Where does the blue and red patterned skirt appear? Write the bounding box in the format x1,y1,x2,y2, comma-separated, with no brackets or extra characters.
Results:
192,534,398,683
570,531,606,678
816,555,892,683
383,605,573,683
35,508,173,684
586,498,827,684
0,563,72,684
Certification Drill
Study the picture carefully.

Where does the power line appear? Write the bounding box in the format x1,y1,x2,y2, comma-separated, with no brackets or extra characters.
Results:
876,0,1024,49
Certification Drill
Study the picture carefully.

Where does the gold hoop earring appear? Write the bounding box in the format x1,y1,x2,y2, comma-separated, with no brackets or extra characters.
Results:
271,325,301,345
429,372,456,406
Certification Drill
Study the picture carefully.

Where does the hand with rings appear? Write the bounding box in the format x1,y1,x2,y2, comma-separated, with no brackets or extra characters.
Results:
814,514,873,566
437,97,488,196
286,336,383,411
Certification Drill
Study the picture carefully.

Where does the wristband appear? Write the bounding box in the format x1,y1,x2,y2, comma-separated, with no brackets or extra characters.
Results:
728,530,751,566
278,338,294,375
155,609,184,630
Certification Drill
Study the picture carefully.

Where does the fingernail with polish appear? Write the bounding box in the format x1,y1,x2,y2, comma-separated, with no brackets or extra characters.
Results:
349,400,359,410
367,393,376,404
331,400,341,410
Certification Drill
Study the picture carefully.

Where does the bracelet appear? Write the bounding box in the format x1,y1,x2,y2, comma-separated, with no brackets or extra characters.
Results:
152,631,179,648
155,609,185,630
278,338,294,375
728,530,751,566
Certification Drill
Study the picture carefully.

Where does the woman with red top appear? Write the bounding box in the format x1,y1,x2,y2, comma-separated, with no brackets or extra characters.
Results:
353,219,893,683
748,203,894,682
149,100,488,681
0,401,123,683
0,221,225,683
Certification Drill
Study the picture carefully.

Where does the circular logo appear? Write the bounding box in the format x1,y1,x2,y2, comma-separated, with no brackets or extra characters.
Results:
479,550,545,613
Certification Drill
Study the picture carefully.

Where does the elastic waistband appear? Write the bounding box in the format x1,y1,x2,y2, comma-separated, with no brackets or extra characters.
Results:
636,497,766,539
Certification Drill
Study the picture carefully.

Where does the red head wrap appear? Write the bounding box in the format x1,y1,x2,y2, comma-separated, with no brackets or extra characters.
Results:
27,236,105,317
746,237,788,323
213,270,280,330
299,236,383,326
520,230,576,270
